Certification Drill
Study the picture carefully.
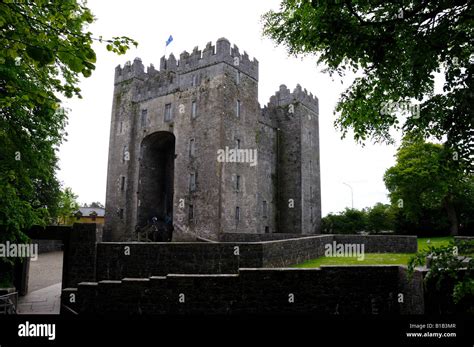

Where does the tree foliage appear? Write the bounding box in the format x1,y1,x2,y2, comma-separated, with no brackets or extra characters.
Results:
0,1,137,246
85,201,104,208
322,207,367,234
263,0,473,172
366,202,396,233
384,135,470,235
56,187,79,225
408,239,474,313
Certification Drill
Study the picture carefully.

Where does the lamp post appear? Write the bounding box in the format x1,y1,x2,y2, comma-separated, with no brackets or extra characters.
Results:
342,182,354,209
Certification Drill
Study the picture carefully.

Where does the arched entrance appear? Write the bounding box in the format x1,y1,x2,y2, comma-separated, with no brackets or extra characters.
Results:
137,132,175,229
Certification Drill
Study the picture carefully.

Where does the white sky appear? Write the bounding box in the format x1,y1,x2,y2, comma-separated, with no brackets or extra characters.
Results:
57,0,403,216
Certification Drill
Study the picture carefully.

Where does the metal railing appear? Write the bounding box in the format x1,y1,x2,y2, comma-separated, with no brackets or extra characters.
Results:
0,292,18,314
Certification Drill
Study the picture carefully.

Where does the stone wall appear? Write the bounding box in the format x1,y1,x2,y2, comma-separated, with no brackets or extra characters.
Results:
94,234,417,280
454,236,474,242
62,223,98,289
72,266,425,315
33,239,63,253
332,235,418,253
219,232,304,242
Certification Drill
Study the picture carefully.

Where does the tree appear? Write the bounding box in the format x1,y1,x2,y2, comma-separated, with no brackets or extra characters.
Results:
384,135,469,235
56,187,79,225
263,1,473,172
321,208,367,234
0,1,137,245
86,201,104,209
366,203,396,233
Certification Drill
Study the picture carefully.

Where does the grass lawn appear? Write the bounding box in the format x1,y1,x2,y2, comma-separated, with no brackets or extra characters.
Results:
294,236,454,268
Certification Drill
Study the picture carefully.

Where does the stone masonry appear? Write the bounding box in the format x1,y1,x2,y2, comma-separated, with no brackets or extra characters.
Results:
104,38,321,241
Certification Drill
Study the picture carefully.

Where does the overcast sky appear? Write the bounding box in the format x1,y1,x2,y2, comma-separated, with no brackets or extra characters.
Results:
57,0,404,216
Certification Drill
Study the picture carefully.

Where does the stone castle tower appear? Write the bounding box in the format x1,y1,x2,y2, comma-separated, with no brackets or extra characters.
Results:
104,38,321,241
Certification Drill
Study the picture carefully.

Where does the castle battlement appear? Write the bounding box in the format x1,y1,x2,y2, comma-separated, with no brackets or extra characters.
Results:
267,84,319,115
114,38,259,85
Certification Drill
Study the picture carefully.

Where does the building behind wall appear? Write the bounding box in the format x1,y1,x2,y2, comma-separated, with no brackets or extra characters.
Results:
104,38,321,241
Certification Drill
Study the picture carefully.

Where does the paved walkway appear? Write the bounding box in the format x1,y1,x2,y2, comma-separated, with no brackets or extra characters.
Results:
17,251,63,314
17,282,61,314
28,251,63,292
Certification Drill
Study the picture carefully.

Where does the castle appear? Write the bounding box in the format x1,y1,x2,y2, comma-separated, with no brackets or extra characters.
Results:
104,38,321,241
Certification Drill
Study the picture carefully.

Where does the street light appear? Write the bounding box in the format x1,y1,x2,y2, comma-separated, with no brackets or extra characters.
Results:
342,182,354,209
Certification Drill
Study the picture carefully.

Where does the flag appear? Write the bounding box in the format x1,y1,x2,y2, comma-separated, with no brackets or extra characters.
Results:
165,35,173,47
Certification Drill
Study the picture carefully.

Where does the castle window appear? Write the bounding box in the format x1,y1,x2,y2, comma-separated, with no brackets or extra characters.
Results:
310,160,313,174
236,138,241,149
164,103,172,121
189,204,194,221
236,175,240,190
262,200,267,218
310,186,313,199
235,206,240,222
189,173,196,192
192,101,197,119
311,207,313,223
119,121,123,134
120,176,125,191
309,131,312,146
265,226,269,233
236,71,241,85
141,109,147,128
189,139,195,157
236,100,241,117
119,208,124,220
191,74,197,87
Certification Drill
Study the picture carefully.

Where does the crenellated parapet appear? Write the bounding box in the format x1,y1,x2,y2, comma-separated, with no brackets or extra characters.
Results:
114,38,259,87
114,57,146,84
267,84,319,115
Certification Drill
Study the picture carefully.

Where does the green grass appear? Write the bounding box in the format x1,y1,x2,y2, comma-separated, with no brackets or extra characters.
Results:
294,236,454,268
417,236,453,251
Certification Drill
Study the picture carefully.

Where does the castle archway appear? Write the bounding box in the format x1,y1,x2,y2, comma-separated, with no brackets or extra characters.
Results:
137,131,175,229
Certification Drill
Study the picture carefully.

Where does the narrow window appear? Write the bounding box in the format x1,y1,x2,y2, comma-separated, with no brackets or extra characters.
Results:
189,173,196,192
121,176,125,191
262,200,267,218
119,208,124,220
235,206,240,222
189,139,195,157
189,204,194,221
310,186,313,199
236,175,240,190
265,226,269,233
236,71,241,85
164,103,172,121
119,121,123,134
309,131,312,146
311,207,313,223
310,160,313,174
236,138,241,149
192,101,197,119
141,109,147,128
236,100,241,117
191,74,197,87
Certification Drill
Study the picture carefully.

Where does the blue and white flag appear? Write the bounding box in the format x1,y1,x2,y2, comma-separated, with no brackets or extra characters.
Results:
165,35,173,46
